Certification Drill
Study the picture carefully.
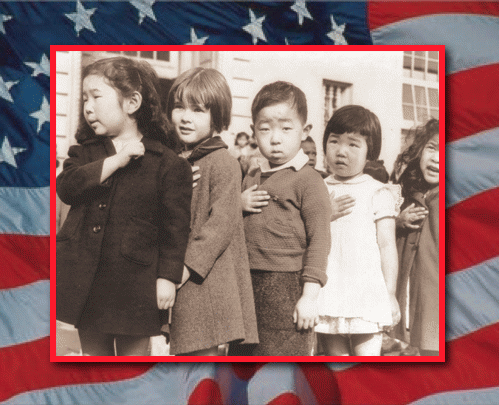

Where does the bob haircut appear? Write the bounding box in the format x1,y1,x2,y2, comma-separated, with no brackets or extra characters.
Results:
322,105,382,161
165,67,232,134
251,81,308,125
75,56,173,148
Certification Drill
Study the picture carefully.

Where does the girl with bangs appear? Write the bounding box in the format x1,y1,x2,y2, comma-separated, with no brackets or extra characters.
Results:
165,67,258,356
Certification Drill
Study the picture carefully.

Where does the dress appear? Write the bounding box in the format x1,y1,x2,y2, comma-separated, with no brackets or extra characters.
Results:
316,174,401,334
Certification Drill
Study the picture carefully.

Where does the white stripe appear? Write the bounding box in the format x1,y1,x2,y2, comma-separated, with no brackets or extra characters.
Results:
446,127,499,207
0,280,49,349
248,363,317,405
410,385,499,405
371,14,499,74
0,187,49,235
446,256,499,341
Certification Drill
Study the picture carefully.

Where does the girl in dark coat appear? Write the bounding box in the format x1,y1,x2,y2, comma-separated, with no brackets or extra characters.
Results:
56,57,192,356
165,67,258,356
393,119,440,356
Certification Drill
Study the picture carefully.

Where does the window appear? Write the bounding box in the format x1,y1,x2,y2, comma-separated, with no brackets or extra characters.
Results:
403,51,439,82
402,84,439,123
108,50,170,62
323,80,352,127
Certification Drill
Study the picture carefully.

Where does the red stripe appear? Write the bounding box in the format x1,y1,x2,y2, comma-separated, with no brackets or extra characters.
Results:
446,187,499,274
368,2,499,31
299,324,499,404
446,64,499,143
0,337,153,402
0,235,49,289
267,392,302,405
188,379,223,405
334,323,499,404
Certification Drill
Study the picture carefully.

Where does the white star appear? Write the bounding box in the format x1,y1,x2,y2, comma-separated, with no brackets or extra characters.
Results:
30,96,50,133
285,37,290,45
185,28,209,45
290,0,312,26
25,54,50,78
129,0,156,24
243,9,267,45
327,14,348,45
0,75,18,103
0,136,26,169
65,0,97,37
0,14,12,35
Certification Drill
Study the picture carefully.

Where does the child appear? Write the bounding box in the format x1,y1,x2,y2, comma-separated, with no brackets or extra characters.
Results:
165,67,258,356
393,119,440,356
232,131,250,160
239,81,332,356
316,105,401,356
301,136,329,179
56,56,192,356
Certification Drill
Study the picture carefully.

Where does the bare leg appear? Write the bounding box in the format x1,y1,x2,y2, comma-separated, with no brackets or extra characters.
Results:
318,333,350,356
179,346,220,356
351,333,382,356
78,328,115,356
115,335,150,356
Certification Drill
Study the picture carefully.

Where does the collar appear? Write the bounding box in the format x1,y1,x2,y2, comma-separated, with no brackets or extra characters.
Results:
325,173,371,185
260,149,310,173
185,136,228,164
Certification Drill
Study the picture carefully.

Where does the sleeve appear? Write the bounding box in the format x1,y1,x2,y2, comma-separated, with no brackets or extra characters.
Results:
300,172,332,287
157,155,193,283
56,144,108,206
184,153,242,280
373,184,403,221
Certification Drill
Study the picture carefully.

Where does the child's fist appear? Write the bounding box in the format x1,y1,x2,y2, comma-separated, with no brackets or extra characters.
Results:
117,141,145,167
397,203,428,229
157,278,176,310
241,184,270,213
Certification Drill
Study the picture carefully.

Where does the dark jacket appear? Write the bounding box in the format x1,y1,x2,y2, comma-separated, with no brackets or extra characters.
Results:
169,137,259,354
393,186,439,350
56,136,192,336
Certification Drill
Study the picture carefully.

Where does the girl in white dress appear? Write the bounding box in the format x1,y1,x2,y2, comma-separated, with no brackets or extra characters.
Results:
315,105,401,356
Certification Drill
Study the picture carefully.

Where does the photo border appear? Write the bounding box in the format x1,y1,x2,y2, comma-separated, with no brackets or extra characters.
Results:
50,44,445,363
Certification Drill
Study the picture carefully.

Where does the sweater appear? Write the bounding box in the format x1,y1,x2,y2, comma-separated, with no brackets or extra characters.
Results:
242,159,331,286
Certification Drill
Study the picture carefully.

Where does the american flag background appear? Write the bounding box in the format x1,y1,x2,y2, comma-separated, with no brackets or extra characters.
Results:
1,1,498,404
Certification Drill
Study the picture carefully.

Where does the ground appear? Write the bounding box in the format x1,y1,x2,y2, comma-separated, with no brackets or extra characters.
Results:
56,321,413,357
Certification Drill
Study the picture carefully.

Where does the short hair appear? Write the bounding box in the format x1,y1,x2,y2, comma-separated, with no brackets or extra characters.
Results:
251,81,307,124
322,105,382,161
301,136,316,145
235,131,249,146
166,67,232,134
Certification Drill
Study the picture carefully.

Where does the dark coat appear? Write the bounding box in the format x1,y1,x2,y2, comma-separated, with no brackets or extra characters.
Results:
393,186,439,350
56,136,192,336
169,137,259,354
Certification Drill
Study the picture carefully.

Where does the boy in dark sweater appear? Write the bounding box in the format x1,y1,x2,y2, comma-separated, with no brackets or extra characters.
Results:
238,81,331,356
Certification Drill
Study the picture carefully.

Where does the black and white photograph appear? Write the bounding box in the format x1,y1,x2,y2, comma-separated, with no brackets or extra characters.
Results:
54,48,442,359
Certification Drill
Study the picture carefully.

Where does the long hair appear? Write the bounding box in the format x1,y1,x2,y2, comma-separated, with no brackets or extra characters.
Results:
75,56,176,149
395,119,439,198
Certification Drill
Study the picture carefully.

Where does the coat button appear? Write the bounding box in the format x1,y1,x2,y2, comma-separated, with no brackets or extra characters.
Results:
92,225,101,233
98,202,107,210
